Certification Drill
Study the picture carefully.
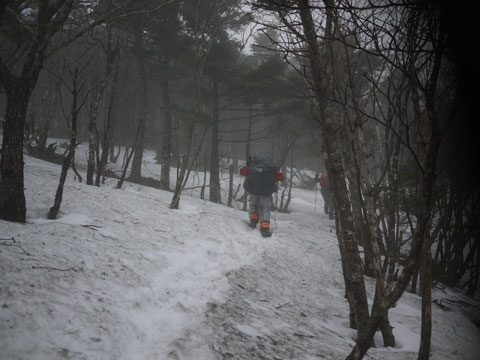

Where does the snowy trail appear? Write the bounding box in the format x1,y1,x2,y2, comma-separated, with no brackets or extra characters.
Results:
1,154,479,360
203,195,366,360
205,219,353,360
201,191,480,360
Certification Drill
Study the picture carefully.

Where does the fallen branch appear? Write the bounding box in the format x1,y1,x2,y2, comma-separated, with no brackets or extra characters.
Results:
81,224,103,230
441,298,480,311
0,237,15,241
32,266,77,272
432,299,450,310
0,239,31,255
275,301,291,309
293,332,315,338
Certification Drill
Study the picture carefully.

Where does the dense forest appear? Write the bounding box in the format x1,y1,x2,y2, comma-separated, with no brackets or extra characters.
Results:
0,1,478,359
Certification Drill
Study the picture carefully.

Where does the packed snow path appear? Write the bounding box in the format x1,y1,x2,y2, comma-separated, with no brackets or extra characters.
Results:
205,219,352,360
204,206,420,360
1,155,479,360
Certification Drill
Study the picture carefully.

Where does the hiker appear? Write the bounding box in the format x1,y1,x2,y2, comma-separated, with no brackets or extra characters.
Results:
319,170,334,219
240,155,285,237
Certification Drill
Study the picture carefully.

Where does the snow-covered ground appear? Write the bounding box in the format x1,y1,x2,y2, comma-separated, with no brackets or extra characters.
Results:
1,147,479,360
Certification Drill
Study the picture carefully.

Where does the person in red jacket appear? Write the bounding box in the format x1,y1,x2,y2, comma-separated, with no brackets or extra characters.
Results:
240,155,284,237
318,170,334,219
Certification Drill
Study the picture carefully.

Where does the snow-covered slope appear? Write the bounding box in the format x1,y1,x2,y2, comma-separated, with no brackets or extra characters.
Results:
0,153,479,360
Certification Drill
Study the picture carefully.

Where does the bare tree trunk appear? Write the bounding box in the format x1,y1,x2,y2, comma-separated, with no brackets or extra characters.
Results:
227,164,234,207
170,120,195,209
418,223,432,359
347,23,444,360
354,118,395,346
25,100,35,142
341,121,375,277
410,270,419,294
87,95,100,185
48,67,80,219
37,79,57,152
242,105,253,212
0,84,31,222
385,113,403,285
413,15,445,351
95,61,119,186
110,144,121,164
0,0,75,223
116,113,145,189
171,123,209,208
296,0,371,347
280,150,294,212
87,45,115,185
170,16,209,209
160,72,173,191
130,27,148,181
48,149,75,219
324,127,371,343
170,0,224,209
209,78,221,203
335,6,398,347
467,248,480,297
284,168,294,211
232,152,239,173
117,147,135,189
335,210,356,330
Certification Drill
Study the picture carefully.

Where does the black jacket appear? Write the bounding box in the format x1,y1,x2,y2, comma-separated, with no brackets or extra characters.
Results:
242,155,280,196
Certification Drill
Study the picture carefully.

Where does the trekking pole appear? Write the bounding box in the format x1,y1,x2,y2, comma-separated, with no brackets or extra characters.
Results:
315,183,318,211
273,192,278,229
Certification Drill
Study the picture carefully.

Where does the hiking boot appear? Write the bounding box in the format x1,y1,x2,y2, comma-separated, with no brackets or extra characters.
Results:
249,213,259,228
260,221,272,237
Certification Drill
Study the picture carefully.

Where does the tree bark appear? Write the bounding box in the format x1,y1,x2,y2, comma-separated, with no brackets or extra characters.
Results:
37,79,57,153
0,0,75,222
209,78,221,203
96,61,119,186
87,49,115,185
242,105,254,212
116,116,144,190
170,8,217,209
48,148,75,219
418,223,432,359
129,27,148,181
342,123,375,277
87,93,100,185
160,71,173,191
48,67,80,219
227,164,234,207
296,0,371,347
324,127,371,344
0,83,31,222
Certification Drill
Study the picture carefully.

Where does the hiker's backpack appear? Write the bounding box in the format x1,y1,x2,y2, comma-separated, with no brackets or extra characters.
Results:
243,156,279,195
